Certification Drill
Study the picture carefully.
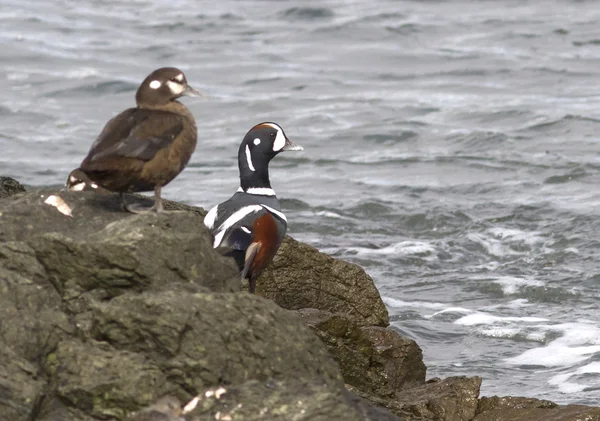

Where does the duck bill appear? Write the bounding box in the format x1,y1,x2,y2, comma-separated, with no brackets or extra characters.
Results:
181,84,205,98
282,138,303,151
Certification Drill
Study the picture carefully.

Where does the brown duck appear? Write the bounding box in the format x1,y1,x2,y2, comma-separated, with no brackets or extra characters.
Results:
67,67,200,213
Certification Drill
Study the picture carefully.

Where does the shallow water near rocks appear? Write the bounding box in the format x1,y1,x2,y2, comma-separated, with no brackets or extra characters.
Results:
2,0,600,406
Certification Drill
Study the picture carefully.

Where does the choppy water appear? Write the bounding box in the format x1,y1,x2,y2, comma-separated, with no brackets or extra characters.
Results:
2,0,600,406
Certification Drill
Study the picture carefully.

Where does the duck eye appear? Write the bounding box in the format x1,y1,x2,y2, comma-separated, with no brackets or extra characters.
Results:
270,133,275,138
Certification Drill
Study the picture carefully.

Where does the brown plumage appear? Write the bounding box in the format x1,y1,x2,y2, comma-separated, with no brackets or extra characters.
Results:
70,67,200,213
241,212,281,294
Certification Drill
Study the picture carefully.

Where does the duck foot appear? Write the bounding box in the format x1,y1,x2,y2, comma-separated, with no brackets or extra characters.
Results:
120,188,164,214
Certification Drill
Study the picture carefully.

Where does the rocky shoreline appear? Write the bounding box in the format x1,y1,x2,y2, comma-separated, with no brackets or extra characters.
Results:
0,176,598,421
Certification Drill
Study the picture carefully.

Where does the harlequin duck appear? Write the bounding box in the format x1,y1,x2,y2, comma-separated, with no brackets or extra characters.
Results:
203,122,303,293
65,168,109,193
69,67,201,213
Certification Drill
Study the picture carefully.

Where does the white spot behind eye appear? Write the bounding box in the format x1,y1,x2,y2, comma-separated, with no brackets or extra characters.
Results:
272,129,286,151
149,80,161,89
253,138,261,145
245,144,255,171
166,80,185,95
175,73,184,82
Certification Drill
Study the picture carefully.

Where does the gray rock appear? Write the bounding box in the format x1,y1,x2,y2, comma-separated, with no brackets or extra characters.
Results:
1,182,598,421
473,403,600,421
0,187,399,421
477,396,558,413
182,380,405,421
126,396,183,421
0,176,25,198
259,236,389,327
299,308,426,399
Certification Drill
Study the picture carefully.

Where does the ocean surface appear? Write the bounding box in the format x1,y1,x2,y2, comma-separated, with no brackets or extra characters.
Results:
2,0,600,406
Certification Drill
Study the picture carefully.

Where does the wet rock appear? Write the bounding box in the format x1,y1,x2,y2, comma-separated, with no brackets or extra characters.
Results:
259,236,389,327
473,402,600,421
299,308,426,399
182,380,405,421
126,396,183,421
0,187,398,421
350,376,482,421
0,347,45,421
395,376,481,421
1,182,598,421
0,189,240,300
0,176,25,198
477,396,558,412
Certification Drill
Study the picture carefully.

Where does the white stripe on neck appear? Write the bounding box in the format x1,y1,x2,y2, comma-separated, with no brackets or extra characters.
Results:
245,145,255,172
244,187,276,196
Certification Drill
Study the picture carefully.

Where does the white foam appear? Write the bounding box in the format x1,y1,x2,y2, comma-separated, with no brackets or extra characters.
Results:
315,210,344,219
548,373,587,394
430,307,474,317
454,313,548,326
492,276,545,295
505,322,600,367
478,327,547,342
549,362,600,394
486,298,532,310
467,227,549,258
466,233,518,257
347,241,437,257
486,227,545,246
382,297,448,311
577,361,600,374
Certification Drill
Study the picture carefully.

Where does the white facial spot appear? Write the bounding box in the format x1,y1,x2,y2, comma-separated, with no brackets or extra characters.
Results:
241,226,251,234
253,138,261,145
166,80,185,95
245,144,256,172
272,128,286,152
149,80,161,89
175,73,184,82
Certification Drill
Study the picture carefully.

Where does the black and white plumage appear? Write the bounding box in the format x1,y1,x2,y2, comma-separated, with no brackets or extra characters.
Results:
204,122,303,293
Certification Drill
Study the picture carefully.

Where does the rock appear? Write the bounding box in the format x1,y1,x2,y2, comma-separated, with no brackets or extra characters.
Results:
395,376,481,421
0,187,400,421
1,181,599,421
349,376,482,421
182,380,405,421
258,236,389,327
0,176,25,198
126,396,183,421
473,403,600,421
477,396,558,412
299,308,426,399
0,190,240,301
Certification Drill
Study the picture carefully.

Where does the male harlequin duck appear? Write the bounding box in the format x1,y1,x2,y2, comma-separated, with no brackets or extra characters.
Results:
203,122,303,293
66,67,201,213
